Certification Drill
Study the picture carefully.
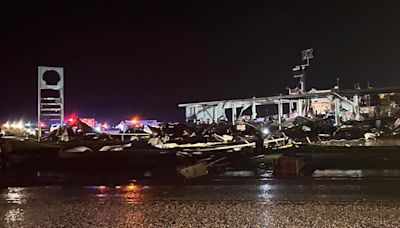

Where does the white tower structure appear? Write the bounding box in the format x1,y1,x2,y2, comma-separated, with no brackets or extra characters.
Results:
38,66,64,140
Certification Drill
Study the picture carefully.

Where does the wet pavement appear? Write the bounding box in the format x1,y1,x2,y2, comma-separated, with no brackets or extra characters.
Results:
2,174,400,227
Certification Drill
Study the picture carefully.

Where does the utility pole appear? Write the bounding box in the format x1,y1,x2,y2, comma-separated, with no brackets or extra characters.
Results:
336,78,340,89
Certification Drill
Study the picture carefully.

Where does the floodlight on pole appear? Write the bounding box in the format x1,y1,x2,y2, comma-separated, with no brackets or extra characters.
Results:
301,48,314,68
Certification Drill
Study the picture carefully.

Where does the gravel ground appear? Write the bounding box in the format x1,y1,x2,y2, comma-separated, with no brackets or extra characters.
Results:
2,178,400,228
1,199,400,227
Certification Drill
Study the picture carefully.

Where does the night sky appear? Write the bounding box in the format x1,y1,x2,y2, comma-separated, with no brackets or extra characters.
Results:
1,1,400,123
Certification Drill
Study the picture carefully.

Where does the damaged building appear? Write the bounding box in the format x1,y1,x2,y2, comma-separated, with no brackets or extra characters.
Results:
178,86,400,128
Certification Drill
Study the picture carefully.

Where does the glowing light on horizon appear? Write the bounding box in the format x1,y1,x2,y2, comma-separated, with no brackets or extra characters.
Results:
2,120,26,130
125,183,138,191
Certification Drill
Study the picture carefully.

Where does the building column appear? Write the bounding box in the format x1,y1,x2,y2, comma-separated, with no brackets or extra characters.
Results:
289,101,294,113
251,103,257,120
334,98,340,126
297,99,303,116
278,100,283,130
232,105,237,124
353,95,361,120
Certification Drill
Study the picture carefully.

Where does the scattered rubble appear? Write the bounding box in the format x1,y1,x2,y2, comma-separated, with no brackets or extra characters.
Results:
3,114,400,179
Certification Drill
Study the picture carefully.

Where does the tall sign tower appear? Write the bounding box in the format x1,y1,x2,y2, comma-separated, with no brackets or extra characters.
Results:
293,48,314,93
38,66,64,140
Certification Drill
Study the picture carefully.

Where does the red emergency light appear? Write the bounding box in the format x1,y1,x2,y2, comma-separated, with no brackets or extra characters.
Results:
65,113,78,125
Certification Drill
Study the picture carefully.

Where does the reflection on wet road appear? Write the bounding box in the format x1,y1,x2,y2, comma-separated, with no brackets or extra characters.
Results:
2,176,400,227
